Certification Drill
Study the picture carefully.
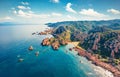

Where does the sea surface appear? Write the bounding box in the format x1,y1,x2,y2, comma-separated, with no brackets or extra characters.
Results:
0,25,113,77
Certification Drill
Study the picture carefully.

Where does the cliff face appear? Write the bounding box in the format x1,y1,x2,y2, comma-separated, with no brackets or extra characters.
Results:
80,27,120,58
53,26,67,34
46,19,120,58
71,31,88,42
52,26,71,41
52,25,88,42
42,38,50,46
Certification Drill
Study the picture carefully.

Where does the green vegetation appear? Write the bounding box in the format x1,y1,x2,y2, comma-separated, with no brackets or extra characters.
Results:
47,19,120,65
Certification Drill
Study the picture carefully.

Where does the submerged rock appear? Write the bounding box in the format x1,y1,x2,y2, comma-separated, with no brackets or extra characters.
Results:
17,55,21,58
69,48,72,51
35,51,39,56
28,46,33,51
32,32,36,35
18,58,24,62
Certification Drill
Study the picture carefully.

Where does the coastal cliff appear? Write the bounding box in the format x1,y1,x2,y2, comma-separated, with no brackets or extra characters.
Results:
44,19,120,76
46,20,120,63
74,47,120,77
41,37,68,50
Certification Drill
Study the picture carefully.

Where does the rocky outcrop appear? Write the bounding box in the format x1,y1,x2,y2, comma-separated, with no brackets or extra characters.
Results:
28,46,33,51
41,36,69,50
59,39,68,45
42,38,61,50
32,29,53,35
39,32,48,35
42,38,50,46
39,29,53,35
18,58,24,62
51,41,60,50
35,51,39,56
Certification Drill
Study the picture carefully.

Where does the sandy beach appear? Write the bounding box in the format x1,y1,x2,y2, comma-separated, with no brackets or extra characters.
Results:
68,42,85,51
68,42,79,46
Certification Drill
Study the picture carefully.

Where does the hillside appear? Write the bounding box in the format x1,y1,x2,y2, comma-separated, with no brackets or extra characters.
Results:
80,28,120,59
46,19,120,60
46,19,120,31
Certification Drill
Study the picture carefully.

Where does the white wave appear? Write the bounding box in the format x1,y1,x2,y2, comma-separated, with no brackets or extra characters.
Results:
91,64,114,77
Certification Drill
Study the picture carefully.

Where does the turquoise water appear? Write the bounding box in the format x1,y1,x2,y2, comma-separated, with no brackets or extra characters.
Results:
0,25,101,77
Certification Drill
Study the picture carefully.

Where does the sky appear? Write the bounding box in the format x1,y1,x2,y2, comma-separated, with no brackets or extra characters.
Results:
0,0,120,24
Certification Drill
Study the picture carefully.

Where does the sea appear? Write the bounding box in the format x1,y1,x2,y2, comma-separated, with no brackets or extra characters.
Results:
0,25,113,77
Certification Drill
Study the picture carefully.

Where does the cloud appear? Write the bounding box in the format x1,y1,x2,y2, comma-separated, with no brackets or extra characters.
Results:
13,4,62,18
35,14,50,18
12,2,35,18
4,16,13,20
65,3,77,14
14,9,50,18
107,9,120,15
17,10,27,17
21,2,29,5
12,2,51,19
51,12,62,16
79,8,106,17
18,6,31,10
66,15,77,20
17,10,34,18
28,11,34,13
13,10,17,14
51,0,59,3
0,16,13,22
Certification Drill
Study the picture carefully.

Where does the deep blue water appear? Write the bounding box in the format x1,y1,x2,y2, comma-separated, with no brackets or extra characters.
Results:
0,25,102,77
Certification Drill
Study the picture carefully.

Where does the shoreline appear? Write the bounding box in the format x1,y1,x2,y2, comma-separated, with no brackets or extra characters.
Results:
40,28,120,76
71,44,120,77
68,42,114,77
91,62,114,77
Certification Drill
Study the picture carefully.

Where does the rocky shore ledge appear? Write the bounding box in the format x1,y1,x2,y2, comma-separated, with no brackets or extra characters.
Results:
74,46,120,77
41,37,68,50
39,29,53,35
32,28,53,35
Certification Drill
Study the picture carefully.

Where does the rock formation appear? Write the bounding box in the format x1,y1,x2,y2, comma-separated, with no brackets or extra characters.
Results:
28,46,33,51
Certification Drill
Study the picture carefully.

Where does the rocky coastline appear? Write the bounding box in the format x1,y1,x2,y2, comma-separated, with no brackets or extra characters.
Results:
74,46,120,77
40,27,69,50
32,28,53,35
38,24,120,76
41,37,68,50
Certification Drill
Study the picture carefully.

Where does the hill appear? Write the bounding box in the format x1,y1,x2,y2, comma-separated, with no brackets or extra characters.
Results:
46,19,120,60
